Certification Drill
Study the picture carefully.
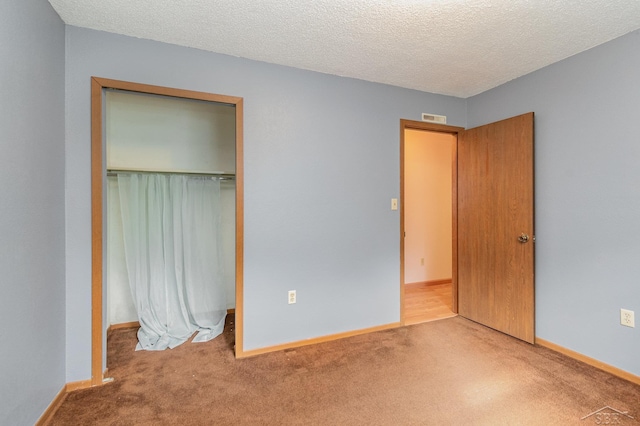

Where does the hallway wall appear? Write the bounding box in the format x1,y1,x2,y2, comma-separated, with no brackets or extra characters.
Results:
404,130,453,284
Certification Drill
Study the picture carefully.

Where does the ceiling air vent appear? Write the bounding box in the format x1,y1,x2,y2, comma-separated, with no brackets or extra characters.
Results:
421,113,447,124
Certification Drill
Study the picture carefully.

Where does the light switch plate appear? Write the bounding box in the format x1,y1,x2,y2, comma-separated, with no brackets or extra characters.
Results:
391,198,398,210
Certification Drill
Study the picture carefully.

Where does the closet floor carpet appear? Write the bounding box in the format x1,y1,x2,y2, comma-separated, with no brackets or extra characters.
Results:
49,315,640,425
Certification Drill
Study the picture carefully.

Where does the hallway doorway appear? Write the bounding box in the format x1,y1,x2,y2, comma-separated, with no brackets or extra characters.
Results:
400,120,461,325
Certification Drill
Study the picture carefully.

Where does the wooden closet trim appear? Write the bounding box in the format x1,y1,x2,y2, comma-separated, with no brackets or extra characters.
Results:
91,77,245,386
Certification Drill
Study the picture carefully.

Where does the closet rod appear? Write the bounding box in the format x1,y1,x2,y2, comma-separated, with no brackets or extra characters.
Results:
106,169,235,180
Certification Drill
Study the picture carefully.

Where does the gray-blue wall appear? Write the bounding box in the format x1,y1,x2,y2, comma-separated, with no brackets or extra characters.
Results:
467,30,640,376
64,26,466,381
0,1,66,424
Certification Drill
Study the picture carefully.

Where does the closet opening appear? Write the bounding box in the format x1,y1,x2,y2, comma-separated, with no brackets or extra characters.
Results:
91,77,244,385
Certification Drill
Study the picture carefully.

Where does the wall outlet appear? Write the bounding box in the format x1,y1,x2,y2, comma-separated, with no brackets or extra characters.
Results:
620,309,635,328
288,290,296,304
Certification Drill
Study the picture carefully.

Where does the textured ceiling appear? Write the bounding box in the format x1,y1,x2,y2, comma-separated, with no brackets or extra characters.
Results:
49,0,640,98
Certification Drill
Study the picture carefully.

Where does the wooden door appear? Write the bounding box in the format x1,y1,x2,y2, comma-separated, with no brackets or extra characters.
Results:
457,112,535,343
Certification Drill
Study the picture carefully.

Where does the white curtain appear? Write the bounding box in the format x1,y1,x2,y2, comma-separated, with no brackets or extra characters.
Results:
117,173,226,350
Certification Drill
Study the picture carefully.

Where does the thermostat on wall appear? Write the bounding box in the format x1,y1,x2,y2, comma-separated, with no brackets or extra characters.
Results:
421,113,447,124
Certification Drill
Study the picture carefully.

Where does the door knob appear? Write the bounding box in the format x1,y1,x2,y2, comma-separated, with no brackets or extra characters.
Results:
518,233,529,243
